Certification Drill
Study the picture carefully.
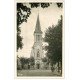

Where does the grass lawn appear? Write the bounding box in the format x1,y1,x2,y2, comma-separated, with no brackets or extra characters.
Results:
17,70,61,77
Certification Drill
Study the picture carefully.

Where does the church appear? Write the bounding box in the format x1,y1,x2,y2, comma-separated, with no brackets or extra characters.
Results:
31,14,44,69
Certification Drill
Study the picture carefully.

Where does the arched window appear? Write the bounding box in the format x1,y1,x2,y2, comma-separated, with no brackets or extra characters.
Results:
37,50,40,57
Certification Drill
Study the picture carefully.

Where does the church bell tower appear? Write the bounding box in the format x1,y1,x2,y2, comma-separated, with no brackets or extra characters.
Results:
31,14,43,69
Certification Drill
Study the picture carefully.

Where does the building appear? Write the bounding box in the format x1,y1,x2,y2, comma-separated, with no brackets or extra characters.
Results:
31,14,44,69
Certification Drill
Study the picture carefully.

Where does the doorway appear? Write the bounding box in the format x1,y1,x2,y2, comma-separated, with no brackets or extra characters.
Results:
37,64,40,69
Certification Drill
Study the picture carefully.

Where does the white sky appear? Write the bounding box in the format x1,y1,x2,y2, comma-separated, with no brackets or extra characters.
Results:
17,3,63,58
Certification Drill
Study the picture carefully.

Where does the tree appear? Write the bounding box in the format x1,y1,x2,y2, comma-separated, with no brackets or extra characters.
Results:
17,56,22,70
42,57,47,62
44,15,62,73
29,57,35,67
17,3,63,51
20,57,29,69
17,3,31,51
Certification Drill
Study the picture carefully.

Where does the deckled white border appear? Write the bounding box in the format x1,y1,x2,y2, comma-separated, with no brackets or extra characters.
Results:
14,0,65,79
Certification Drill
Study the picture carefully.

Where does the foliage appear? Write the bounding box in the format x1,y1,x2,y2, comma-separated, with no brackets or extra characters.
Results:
17,56,22,70
29,3,63,8
42,57,47,62
56,3,63,8
17,3,31,51
18,57,35,69
29,3,51,8
29,57,35,66
17,3,31,28
20,57,29,69
44,15,62,65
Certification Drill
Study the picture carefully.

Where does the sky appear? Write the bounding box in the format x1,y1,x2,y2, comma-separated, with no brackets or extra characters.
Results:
17,3,63,58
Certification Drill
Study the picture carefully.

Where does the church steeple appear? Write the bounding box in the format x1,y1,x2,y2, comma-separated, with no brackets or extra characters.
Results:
31,13,43,69
34,14,42,33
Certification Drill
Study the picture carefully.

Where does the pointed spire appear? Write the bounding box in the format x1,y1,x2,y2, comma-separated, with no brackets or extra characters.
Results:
34,14,42,33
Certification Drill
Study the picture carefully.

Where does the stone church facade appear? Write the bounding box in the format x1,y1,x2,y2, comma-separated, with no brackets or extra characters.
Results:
31,14,44,69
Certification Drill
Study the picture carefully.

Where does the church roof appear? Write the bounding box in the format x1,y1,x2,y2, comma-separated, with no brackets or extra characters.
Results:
34,14,42,33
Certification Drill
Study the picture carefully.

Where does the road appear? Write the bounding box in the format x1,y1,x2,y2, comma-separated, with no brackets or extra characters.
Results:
17,69,61,76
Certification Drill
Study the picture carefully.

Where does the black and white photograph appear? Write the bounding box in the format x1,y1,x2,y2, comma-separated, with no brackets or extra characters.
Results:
16,2,63,77
1,0,80,80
